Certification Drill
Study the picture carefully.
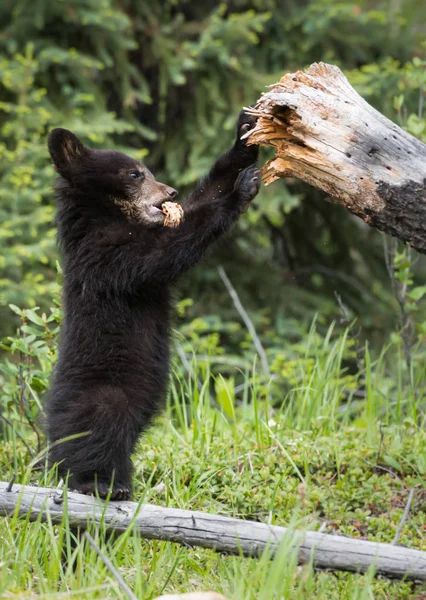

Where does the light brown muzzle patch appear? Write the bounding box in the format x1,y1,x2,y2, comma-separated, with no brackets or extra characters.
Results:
114,172,178,226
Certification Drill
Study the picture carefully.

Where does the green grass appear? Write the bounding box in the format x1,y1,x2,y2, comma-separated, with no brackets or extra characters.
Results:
1,332,426,599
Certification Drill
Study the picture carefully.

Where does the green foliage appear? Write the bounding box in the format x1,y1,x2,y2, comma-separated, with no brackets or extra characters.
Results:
0,302,60,455
0,42,133,332
1,221,426,598
1,0,425,337
0,45,57,321
1,303,426,597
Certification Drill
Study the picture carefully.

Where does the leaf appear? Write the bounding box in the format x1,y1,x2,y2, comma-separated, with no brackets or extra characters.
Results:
383,455,402,472
215,375,235,420
23,309,44,326
21,325,45,336
8,304,22,316
407,286,426,301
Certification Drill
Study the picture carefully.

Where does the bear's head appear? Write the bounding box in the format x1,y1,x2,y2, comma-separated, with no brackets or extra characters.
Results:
48,129,178,226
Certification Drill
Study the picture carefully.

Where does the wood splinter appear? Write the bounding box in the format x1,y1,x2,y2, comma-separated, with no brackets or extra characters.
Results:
245,62,426,253
162,201,184,228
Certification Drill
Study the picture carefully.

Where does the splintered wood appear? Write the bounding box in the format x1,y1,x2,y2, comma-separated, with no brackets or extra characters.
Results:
162,201,184,228
245,62,426,252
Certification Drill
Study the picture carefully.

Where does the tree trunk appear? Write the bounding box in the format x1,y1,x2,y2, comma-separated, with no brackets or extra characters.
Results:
245,62,426,252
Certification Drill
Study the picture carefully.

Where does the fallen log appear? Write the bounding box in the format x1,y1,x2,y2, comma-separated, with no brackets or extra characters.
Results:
1,481,425,582
245,62,426,253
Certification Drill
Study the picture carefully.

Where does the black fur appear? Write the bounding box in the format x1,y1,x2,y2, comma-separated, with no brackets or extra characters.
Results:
47,111,259,500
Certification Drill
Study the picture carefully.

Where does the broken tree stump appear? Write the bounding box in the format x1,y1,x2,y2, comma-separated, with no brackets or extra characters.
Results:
245,62,426,252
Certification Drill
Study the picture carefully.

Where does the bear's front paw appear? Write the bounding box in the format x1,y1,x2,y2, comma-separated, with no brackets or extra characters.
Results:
234,165,260,211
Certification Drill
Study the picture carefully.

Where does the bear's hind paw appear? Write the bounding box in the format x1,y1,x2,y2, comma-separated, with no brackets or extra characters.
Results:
77,480,131,501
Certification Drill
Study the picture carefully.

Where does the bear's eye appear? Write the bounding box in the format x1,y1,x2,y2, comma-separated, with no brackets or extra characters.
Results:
130,170,144,180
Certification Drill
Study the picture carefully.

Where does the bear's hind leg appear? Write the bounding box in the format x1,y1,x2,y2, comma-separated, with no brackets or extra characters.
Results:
49,385,139,500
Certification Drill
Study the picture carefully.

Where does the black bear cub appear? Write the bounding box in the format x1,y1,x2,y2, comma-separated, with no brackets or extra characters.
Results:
47,111,259,500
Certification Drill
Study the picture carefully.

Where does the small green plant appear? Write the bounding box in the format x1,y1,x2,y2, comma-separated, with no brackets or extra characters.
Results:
0,303,60,458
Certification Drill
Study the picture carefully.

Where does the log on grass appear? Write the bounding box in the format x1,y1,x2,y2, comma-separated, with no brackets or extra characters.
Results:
1,481,426,582
245,62,426,252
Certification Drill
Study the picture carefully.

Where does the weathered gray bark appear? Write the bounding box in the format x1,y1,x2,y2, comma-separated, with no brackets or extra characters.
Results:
245,62,426,252
1,481,426,581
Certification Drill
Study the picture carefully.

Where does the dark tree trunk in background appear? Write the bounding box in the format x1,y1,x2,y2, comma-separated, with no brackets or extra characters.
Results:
246,63,426,253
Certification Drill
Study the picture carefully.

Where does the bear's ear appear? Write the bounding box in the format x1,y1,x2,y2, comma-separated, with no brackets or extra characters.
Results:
48,128,86,177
